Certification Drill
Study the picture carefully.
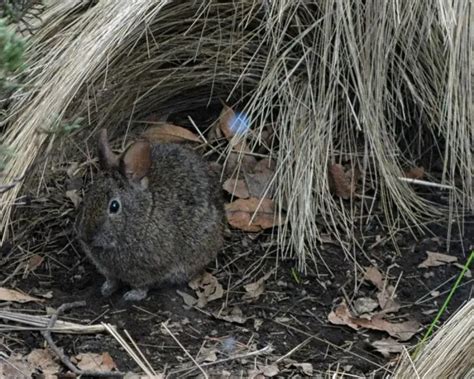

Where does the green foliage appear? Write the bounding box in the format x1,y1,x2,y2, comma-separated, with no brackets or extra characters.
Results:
0,18,25,84
0,144,13,171
413,250,474,359
44,117,84,137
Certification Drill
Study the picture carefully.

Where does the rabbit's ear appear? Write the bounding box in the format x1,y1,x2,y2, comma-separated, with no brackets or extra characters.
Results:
98,129,119,170
120,140,152,187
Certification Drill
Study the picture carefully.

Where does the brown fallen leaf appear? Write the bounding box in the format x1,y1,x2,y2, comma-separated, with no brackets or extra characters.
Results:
261,364,279,377
364,267,401,313
357,316,420,341
176,290,198,307
27,349,60,378
243,271,273,300
364,266,384,290
26,254,44,273
328,163,357,199
328,301,420,341
225,142,258,175
225,198,284,232
371,337,405,357
453,263,472,278
219,104,236,139
198,347,218,363
418,251,458,268
189,272,224,307
142,123,201,144
0,349,60,379
353,297,379,315
287,362,313,376
253,158,276,174
377,286,401,314
0,287,43,303
404,166,425,179
213,306,247,324
327,301,361,330
244,171,274,199
222,178,250,199
74,352,117,372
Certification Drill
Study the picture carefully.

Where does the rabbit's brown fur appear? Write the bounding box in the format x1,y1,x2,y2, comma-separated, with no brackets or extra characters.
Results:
76,129,224,301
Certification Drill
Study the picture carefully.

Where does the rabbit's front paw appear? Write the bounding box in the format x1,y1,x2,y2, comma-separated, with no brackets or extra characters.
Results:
123,288,148,302
101,279,119,297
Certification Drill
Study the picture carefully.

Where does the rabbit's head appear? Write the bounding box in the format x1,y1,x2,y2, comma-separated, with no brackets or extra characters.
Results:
76,129,153,250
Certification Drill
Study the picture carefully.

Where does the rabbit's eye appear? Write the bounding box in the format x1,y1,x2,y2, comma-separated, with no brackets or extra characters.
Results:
108,199,121,215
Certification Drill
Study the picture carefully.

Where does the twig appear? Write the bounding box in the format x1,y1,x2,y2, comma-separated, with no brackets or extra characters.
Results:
397,177,455,190
169,345,272,376
41,301,124,378
161,321,208,378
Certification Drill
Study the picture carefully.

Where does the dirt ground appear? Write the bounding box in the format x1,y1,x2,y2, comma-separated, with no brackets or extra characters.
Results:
1,209,472,378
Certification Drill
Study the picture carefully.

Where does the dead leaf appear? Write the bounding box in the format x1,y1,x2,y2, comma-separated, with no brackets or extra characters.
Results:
454,263,472,278
225,198,284,232
0,287,42,303
253,158,276,174
223,178,250,199
198,347,218,363
160,319,185,335
26,254,44,273
364,267,400,313
176,290,198,307
353,297,379,315
418,251,458,268
287,362,313,376
66,189,82,208
219,105,237,139
244,171,274,199
213,306,247,324
0,349,60,379
404,166,425,179
37,290,54,299
327,301,361,330
27,349,60,377
243,271,273,300
189,272,224,307
371,338,405,357
364,266,384,290
377,289,401,314
75,352,117,372
261,364,279,377
328,301,420,341
142,123,201,144
357,316,420,341
328,163,357,199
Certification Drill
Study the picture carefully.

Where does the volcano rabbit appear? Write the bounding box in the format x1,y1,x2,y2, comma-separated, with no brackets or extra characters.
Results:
76,129,224,301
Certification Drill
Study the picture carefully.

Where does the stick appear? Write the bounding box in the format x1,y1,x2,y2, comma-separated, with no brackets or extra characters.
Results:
41,301,124,378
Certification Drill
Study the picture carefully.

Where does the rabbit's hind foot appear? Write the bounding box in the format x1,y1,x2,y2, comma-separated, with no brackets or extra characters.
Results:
101,278,119,297
123,288,148,302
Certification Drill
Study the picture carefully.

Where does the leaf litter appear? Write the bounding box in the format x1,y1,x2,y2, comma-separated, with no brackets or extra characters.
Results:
418,251,458,268
328,301,420,341
0,287,43,303
0,349,60,379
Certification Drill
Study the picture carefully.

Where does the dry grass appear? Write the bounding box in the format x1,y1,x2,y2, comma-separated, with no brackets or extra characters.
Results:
393,299,474,379
0,1,472,270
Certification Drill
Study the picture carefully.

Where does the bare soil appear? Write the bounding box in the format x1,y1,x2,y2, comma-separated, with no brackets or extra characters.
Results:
2,213,473,378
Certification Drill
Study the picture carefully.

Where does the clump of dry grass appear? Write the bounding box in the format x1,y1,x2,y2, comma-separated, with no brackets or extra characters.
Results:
393,299,474,379
0,1,472,269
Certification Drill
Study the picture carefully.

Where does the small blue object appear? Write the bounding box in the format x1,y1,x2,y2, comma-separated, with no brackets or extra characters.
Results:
229,112,250,136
